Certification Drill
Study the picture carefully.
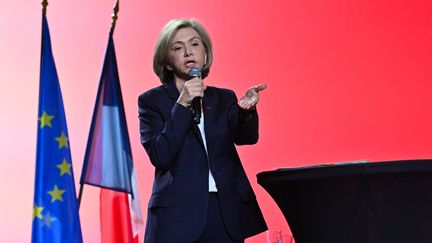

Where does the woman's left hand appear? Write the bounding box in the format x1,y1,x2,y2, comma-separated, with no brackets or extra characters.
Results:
239,83,267,110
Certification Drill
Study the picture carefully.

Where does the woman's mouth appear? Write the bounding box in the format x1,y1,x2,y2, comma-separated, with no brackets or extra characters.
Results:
185,60,196,68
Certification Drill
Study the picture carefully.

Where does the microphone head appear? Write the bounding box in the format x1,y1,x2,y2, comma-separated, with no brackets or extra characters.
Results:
188,67,201,78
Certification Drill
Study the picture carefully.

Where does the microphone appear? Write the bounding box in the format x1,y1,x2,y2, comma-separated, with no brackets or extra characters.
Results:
188,67,202,124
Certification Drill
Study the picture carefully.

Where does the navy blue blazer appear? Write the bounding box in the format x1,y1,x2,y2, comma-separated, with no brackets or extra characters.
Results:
138,81,267,242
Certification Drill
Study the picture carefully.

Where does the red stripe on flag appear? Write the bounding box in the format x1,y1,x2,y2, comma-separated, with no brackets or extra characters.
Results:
100,188,138,243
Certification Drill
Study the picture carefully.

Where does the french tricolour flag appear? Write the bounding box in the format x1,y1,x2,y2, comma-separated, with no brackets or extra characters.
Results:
80,33,143,243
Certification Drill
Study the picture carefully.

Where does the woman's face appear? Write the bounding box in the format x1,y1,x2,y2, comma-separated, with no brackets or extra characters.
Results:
167,27,206,81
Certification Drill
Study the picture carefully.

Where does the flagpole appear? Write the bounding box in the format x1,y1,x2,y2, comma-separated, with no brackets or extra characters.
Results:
110,0,120,35
41,0,48,62
42,0,48,16
78,0,120,210
77,183,84,209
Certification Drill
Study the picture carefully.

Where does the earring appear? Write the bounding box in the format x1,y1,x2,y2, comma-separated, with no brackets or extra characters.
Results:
166,65,172,71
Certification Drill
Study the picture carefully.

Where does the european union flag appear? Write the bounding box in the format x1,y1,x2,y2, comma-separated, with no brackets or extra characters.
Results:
31,15,83,243
80,34,134,194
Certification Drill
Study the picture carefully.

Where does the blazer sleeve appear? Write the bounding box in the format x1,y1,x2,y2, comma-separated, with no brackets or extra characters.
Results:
226,90,259,145
138,92,193,171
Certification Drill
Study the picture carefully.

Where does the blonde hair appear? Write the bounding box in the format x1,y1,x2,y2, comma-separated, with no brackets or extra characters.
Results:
153,19,213,83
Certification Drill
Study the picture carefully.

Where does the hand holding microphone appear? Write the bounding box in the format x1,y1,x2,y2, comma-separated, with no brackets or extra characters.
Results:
176,67,206,124
188,68,203,124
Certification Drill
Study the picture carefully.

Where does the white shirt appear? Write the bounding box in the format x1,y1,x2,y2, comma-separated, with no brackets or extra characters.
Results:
197,112,218,192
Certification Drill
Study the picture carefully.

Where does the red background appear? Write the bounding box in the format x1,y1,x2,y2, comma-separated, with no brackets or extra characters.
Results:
1,0,431,242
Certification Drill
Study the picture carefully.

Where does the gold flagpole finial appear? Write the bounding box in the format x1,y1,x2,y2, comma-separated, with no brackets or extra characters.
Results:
42,0,48,15
111,0,120,33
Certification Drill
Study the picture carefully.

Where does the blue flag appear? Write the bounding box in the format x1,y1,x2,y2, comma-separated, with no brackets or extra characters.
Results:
80,34,133,194
31,16,83,243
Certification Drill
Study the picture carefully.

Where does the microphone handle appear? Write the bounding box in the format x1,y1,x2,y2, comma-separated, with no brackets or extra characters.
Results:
188,67,202,124
192,96,201,124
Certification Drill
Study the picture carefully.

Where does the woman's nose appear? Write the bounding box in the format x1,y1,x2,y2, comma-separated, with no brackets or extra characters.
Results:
184,46,193,56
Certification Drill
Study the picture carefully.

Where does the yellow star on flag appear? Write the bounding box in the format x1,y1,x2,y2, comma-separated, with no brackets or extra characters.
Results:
42,212,57,228
33,204,44,220
56,158,72,176
38,111,54,128
47,185,65,203
55,132,69,149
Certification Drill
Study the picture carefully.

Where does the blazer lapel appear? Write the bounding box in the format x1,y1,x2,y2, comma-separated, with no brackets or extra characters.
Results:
202,90,215,148
191,123,205,150
164,81,180,101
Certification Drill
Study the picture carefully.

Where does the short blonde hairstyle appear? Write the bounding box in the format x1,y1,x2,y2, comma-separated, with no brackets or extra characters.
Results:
153,19,213,83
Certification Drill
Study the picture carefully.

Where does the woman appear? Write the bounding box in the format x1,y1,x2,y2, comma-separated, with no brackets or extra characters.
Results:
138,19,267,243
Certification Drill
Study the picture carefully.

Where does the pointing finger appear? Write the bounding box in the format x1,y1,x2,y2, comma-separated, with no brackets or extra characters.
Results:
254,83,267,92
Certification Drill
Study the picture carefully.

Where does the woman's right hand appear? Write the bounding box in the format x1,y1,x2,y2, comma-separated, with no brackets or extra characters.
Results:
177,77,207,108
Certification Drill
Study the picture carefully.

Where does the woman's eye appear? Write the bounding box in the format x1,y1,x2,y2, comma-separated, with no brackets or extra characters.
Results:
192,42,200,47
173,46,182,51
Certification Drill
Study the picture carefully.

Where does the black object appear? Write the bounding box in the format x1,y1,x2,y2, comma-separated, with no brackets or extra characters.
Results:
257,159,432,243
188,67,202,124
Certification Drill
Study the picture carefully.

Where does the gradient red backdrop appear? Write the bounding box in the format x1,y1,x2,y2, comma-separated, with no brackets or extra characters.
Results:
1,0,431,242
